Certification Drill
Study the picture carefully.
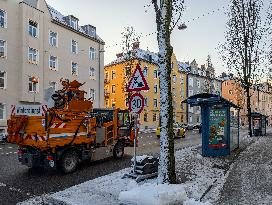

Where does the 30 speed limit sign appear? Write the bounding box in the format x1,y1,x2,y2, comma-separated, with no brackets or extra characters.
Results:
129,93,144,114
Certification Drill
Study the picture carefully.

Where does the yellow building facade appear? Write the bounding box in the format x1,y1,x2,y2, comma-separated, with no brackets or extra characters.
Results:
104,48,187,129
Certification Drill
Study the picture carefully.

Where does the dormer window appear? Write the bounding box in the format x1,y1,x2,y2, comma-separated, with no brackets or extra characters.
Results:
70,18,77,29
66,16,78,30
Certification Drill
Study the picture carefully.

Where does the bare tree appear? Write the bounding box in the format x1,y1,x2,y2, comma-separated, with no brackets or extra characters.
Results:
151,0,185,184
219,0,266,137
120,26,140,99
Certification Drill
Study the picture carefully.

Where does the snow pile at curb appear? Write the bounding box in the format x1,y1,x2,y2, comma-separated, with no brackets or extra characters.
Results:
119,183,188,205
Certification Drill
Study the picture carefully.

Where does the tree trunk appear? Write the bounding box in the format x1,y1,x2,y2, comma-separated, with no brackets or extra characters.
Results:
157,0,176,184
245,85,252,137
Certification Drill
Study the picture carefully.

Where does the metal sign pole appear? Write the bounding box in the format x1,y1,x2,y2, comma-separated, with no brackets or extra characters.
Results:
133,113,138,174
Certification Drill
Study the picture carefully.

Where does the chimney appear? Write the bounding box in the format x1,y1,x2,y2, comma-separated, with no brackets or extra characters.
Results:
116,53,123,58
132,41,140,50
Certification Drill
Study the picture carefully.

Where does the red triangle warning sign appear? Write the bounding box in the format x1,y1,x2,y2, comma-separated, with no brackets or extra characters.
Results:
127,64,149,92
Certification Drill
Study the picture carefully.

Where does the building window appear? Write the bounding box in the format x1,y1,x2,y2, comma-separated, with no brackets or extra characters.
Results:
111,85,116,93
189,77,193,87
173,75,176,83
111,99,116,108
0,71,6,89
105,72,109,81
28,20,38,37
189,115,193,123
144,113,148,122
105,100,109,107
154,70,158,79
153,99,158,108
0,40,6,58
228,90,233,95
28,47,38,64
71,40,78,54
28,77,38,92
0,9,6,28
196,116,200,123
143,66,148,77
89,47,95,60
70,18,78,30
0,103,6,120
197,80,200,88
153,113,157,122
144,97,148,107
189,90,194,97
112,70,116,79
71,62,78,76
154,84,158,93
89,67,95,79
49,31,57,47
89,89,95,101
180,77,184,84
49,81,57,91
124,66,131,77
49,56,58,70
125,98,129,107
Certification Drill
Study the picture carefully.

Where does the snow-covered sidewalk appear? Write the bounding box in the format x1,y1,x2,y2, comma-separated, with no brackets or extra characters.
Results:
18,132,263,205
216,135,272,205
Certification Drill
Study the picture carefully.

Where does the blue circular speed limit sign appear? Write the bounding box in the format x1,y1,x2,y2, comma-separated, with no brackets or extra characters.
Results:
129,93,144,114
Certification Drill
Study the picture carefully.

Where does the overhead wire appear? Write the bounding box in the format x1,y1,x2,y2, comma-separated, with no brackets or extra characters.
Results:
104,5,229,49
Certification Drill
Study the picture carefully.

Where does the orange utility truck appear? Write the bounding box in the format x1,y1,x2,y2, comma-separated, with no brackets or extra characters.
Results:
7,79,135,173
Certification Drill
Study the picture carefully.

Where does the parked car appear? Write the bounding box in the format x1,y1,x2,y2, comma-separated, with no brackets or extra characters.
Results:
187,124,194,130
193,123,202,130
180,123,188,130
156,124,186,138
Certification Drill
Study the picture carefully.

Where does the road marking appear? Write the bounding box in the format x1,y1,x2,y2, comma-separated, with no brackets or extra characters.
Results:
8,147,13,149
0,148,2,150
149,142,152,145
143,144,146,146
1,152,17,155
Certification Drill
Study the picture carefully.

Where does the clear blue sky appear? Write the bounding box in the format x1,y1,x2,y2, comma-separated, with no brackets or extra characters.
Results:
45,0,232,74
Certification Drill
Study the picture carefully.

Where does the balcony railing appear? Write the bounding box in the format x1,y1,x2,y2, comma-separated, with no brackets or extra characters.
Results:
104,92,110,97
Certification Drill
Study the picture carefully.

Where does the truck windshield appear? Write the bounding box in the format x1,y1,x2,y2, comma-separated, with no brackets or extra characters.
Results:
118,112,130,127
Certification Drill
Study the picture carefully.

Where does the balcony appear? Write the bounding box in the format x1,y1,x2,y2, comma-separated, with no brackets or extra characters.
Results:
104,92,110,98
104,79,110,84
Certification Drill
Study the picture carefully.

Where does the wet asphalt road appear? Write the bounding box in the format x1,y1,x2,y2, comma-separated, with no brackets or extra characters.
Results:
0,131,201,205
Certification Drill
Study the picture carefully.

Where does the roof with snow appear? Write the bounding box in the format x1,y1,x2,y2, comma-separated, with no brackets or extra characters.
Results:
47,4,104,44
105,48,159,67
183,93,240,108
177,61,190,73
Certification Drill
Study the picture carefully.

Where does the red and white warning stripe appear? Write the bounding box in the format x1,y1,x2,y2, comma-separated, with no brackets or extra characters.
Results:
24,134,48,141
11,105,16,115
50,122,67,128
41,105,48,116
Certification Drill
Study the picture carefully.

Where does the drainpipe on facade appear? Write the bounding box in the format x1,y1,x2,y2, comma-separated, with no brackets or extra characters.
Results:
98,43,105,108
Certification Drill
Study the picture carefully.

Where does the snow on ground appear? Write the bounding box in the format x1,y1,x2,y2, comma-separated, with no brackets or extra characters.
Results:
119,183,188,205
19,131,260,205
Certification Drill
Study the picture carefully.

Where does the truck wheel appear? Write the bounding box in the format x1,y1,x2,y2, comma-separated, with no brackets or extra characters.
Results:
113,142,124,159
59,150,79,174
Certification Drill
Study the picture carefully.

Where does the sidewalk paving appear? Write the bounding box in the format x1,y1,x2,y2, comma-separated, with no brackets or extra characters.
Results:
216,134,272,205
